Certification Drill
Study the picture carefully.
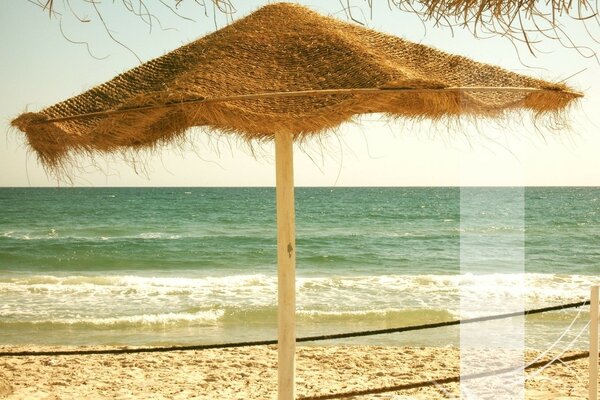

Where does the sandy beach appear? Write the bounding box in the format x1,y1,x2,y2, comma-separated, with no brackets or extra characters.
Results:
0,345,591,399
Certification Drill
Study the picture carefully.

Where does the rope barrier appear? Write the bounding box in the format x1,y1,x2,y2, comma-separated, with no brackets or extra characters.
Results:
297,351,593,400
297,299,591,343
0,299,590,357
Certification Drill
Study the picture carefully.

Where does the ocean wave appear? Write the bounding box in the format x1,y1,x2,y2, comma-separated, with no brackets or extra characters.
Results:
137,232,181,240
0,273,596,324
0,231,186,241
0,273,274,289
0,310,224,329
0,302,584,332
1,272,596,298
0,229,280,243
296,308,454,324
0,307,456,329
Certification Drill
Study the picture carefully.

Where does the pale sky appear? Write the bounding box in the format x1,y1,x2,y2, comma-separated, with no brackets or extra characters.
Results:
1,1,598,187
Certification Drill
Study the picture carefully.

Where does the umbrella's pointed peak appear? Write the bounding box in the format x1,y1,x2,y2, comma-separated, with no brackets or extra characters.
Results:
199,2,403,89
245,2,322,19
222,2,350,35
251,2,311,13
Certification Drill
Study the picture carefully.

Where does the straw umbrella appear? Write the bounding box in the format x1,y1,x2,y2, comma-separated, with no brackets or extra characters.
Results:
11,3,580,399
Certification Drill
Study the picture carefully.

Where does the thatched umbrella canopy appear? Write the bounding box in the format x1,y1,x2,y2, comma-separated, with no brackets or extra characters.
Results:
13,2,579,172
12,3,580,399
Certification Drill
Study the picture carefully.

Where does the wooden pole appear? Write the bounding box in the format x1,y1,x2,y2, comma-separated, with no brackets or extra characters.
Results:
591,285,599,400
275,132,296,400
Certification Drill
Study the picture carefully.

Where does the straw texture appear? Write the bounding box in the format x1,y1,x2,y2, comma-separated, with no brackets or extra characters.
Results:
12,2,580,171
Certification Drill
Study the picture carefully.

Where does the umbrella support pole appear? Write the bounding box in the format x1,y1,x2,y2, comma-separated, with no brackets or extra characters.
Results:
275,132,296,400
591,285,599,400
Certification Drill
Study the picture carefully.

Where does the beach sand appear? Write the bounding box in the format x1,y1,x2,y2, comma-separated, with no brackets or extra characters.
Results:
0,345,591,399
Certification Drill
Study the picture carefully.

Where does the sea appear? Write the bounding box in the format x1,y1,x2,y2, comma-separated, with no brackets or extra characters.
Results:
0,187,598,349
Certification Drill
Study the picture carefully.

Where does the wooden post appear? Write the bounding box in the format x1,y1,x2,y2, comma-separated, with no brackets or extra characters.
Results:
591,285,599,400
275,132,296,400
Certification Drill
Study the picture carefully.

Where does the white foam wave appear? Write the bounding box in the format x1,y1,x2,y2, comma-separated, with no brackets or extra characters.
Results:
1,276,264,306
5,307,455,328
2,273,596,300
23,309,224,327
1,273,596,323
0,231,184,241
296,307,452,320
138,232,163,239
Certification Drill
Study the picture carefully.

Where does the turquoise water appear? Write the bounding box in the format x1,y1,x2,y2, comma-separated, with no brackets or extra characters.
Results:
0,187,598,347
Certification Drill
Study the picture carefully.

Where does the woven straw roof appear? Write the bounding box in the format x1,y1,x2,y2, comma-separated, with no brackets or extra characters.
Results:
12,2,580,172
